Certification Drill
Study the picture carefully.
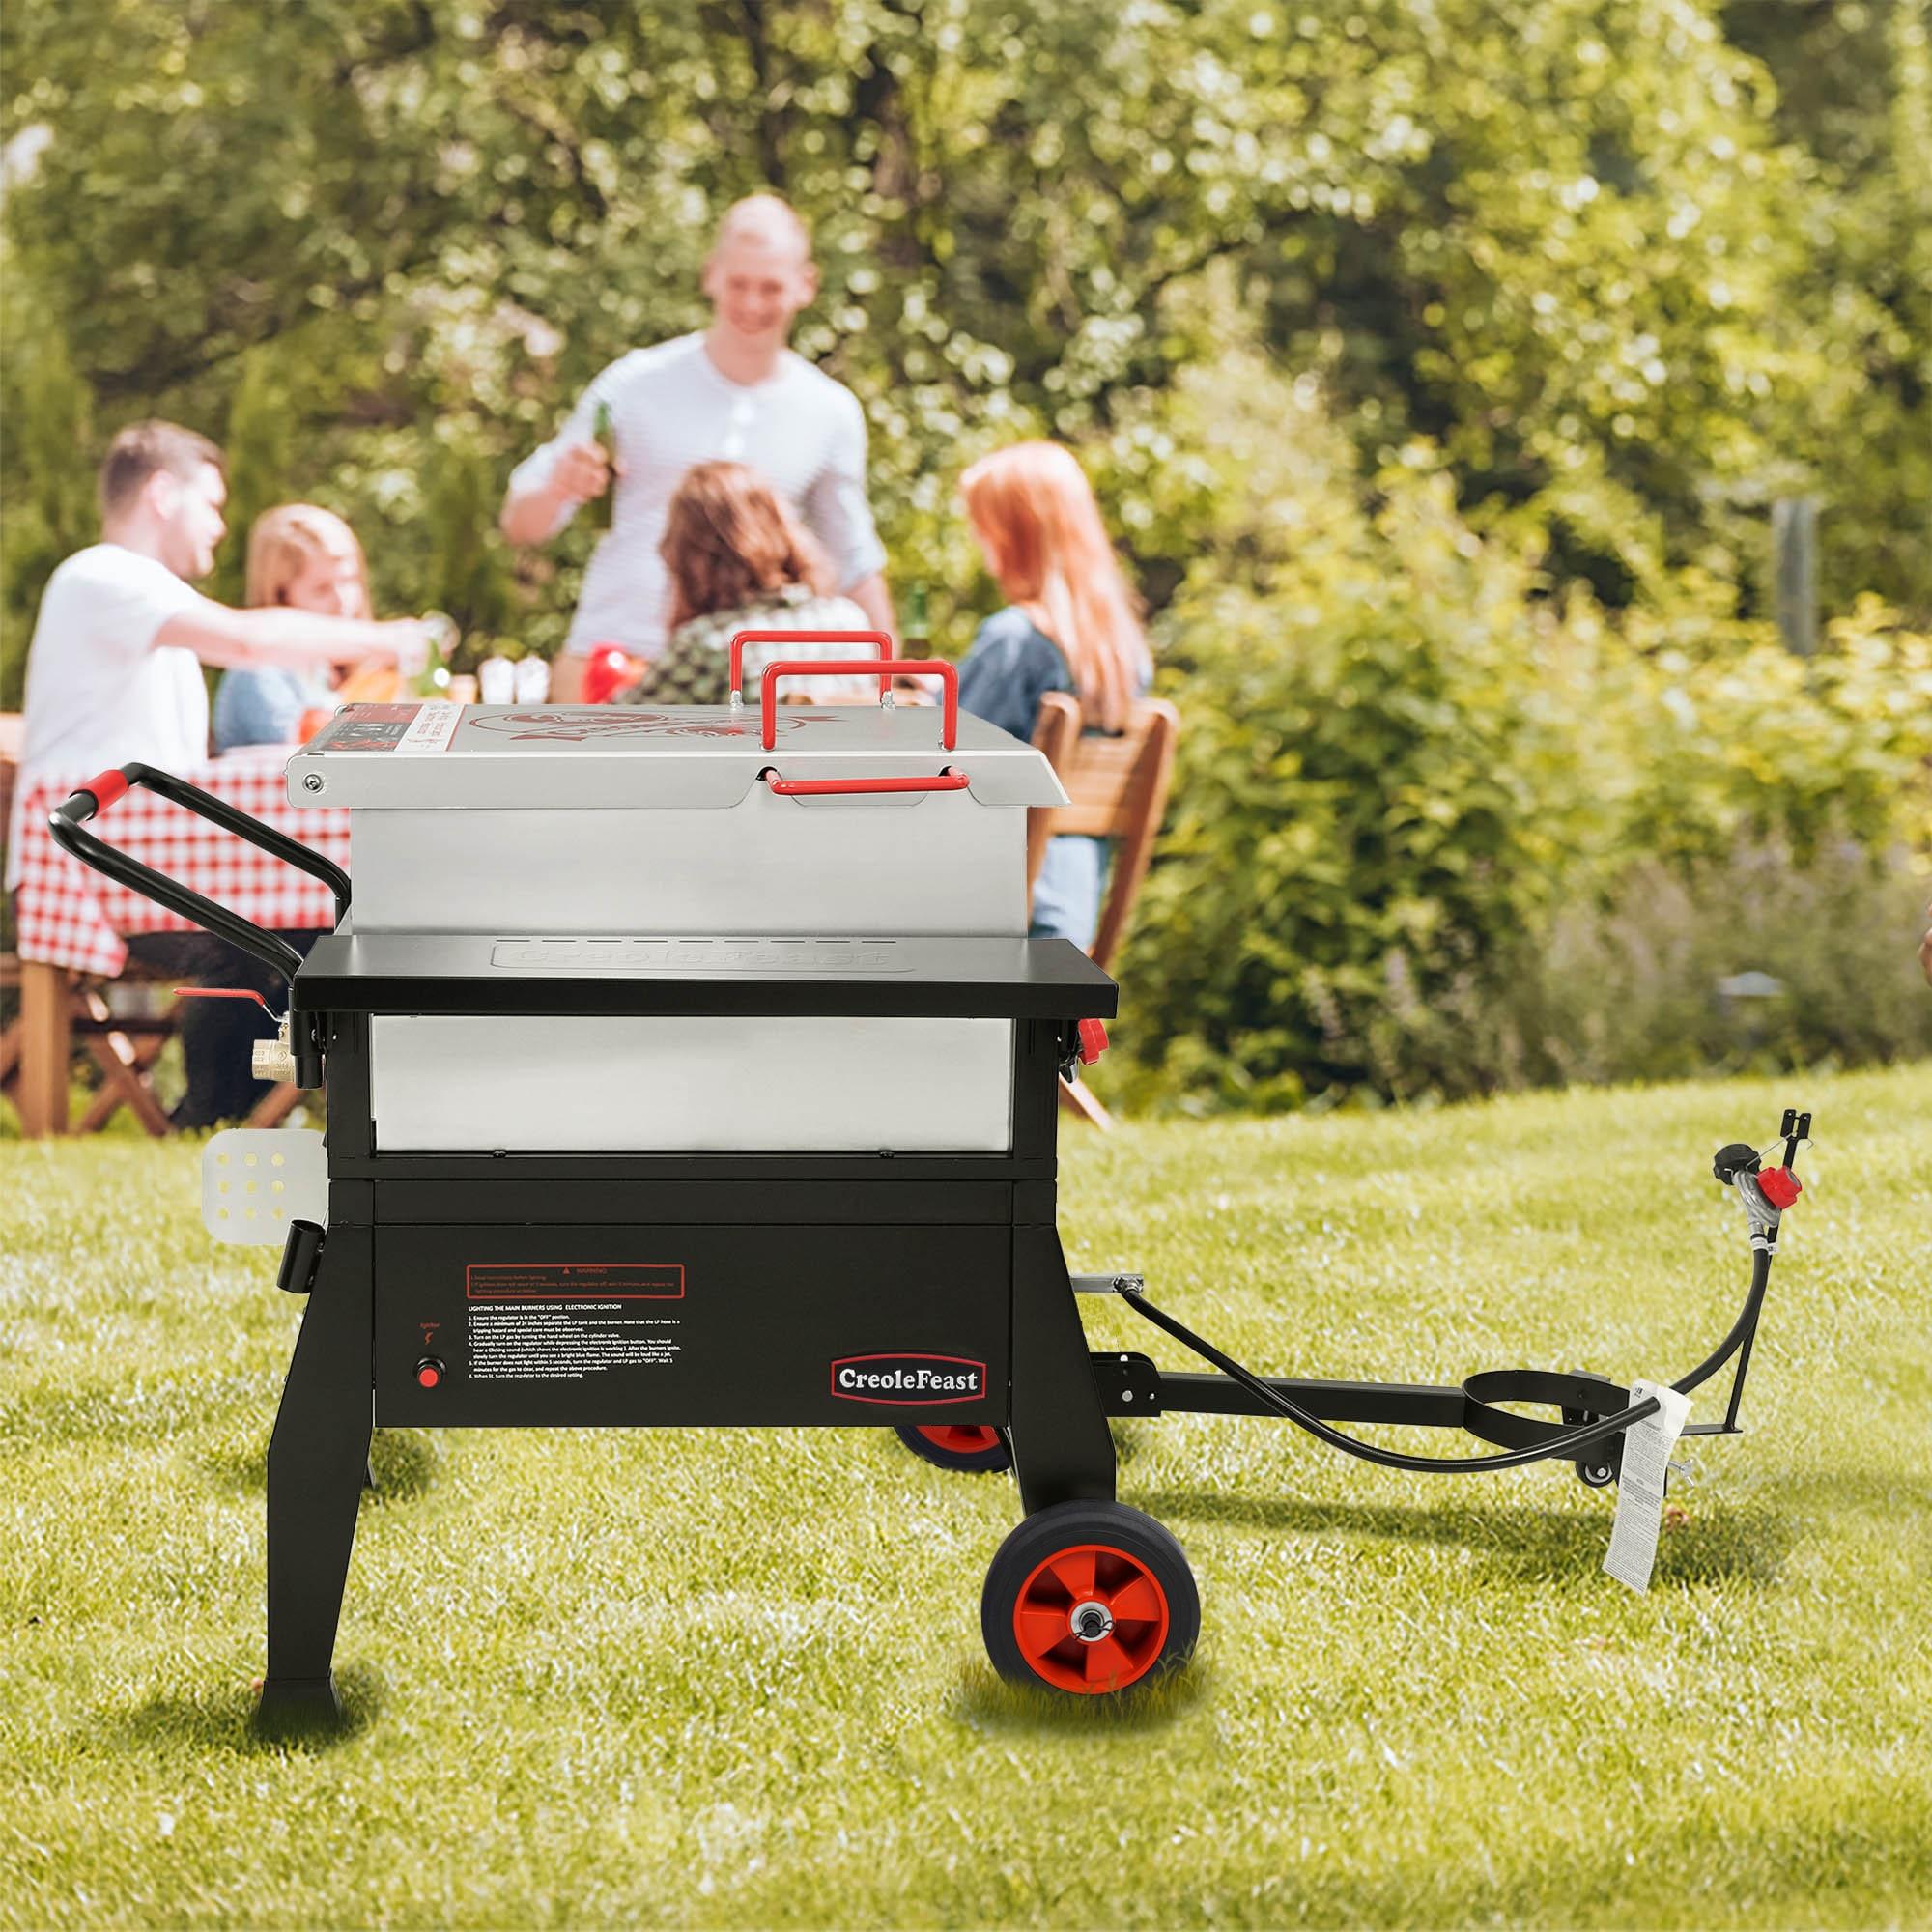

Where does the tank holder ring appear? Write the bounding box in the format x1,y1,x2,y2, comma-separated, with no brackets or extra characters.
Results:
1460,1368,1632,1453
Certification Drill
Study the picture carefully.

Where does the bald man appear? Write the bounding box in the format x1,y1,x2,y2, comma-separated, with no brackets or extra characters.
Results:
501,195,891,697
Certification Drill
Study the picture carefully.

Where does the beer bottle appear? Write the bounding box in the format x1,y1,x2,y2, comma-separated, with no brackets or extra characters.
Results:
412,611,456,698
902,581,932,659
588,399,616,533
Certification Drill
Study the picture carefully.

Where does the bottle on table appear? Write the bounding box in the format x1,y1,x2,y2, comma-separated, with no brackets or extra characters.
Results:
412,612,457,700
902,581,932,659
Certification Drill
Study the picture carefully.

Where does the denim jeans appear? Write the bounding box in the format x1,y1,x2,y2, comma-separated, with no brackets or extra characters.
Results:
1031,835,1107,951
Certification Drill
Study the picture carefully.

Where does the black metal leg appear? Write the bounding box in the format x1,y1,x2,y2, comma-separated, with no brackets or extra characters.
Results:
1008,1224,1116,1514
259,1226,372,1728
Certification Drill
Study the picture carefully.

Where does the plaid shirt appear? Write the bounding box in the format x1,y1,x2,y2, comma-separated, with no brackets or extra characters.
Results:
613,588,876,707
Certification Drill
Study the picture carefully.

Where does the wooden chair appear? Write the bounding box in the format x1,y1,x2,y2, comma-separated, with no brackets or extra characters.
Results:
1027,693,1083,895
4,717,166,1132
1027,696,1180,1129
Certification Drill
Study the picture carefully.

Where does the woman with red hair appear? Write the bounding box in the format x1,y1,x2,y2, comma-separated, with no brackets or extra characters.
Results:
957,440,1151,947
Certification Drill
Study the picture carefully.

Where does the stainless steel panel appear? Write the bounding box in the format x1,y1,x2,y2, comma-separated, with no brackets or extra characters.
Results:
350,790,1024,935
368,1015,1015,1152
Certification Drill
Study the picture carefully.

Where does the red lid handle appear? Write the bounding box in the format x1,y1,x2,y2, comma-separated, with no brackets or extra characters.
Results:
730,629,894,704
763,769,970,798
760,658,958,751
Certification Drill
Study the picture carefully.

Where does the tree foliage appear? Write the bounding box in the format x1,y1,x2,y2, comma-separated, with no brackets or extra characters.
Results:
3,0,1924,1104
3,0,1926,705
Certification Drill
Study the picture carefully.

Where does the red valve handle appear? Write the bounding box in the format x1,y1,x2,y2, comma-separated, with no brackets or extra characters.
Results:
760,658,958,751
173,987,274,1015
1757,1166,1803,1209
1077,1018,1110,1065
729,629,894,705
762,769,971,798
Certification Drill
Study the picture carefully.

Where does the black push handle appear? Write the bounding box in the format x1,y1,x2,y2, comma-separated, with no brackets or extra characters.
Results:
48,762,351,991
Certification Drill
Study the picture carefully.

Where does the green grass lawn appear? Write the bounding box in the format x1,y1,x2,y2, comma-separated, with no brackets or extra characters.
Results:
3,1065,1928,1930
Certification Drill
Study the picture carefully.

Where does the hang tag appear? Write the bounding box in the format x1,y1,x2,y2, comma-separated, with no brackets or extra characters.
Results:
1604,1379,1692,1593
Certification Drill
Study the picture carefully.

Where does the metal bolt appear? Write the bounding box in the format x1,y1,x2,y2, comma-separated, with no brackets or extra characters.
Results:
1070,1601,1114,1643
302,773,324,793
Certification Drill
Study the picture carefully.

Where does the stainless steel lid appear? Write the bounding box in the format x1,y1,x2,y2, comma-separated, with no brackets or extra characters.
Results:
286,702,1068,810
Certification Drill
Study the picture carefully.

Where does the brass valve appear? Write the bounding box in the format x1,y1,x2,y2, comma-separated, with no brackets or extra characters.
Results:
251,1021,297,1084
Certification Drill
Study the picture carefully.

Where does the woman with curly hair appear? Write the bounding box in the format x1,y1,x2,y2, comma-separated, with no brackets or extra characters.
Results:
613,462,875,706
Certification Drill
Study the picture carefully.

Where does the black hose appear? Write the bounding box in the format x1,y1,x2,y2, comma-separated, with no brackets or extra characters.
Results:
1117,1289,1662,1473
1672,1247,1771,1396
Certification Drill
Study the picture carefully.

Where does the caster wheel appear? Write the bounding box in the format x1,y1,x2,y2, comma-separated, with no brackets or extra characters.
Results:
895,1422,1013,1474
1563,1402,1622,1490
981,1499,1199,1695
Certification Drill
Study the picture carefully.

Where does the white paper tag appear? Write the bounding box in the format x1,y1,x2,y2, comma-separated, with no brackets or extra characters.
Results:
397,701,460,753
1604,1378,1692,1592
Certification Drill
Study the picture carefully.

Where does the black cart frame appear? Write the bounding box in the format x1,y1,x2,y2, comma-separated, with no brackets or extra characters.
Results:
51,765,1802,1722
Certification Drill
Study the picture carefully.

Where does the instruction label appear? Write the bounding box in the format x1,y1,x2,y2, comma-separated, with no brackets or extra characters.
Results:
1604,1378,1692,1592
466,1301,683,1380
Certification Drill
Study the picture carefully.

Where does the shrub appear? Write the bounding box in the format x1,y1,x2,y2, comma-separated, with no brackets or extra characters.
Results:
1110,472,1611,1112
1490,838,1932,1090
1107,507,1932,1114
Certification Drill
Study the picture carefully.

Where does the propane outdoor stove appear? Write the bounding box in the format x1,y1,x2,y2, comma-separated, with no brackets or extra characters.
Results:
49,635,1810,1726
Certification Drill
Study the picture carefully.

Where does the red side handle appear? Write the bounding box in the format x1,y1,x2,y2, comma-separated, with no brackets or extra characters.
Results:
730,629,895,704
763,769,970,798
760,658,958,751
82,768,130,813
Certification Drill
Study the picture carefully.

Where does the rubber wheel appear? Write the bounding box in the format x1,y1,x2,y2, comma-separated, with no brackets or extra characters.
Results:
895,1422,1013,1474
1563,1404,1622,1489
981,1499,1199,1695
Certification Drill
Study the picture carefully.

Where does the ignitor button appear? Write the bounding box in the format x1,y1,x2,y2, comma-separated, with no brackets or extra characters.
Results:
414,1358,445,1390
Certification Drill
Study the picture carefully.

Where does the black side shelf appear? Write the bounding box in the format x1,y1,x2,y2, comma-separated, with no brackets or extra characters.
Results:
292,932,1119,1021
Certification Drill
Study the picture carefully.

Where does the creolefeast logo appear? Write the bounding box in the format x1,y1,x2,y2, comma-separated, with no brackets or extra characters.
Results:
830,1353,987,1406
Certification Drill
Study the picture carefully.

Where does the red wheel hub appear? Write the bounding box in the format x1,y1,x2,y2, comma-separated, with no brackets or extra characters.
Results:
1010,1542,1171,1693
917,1425,1004,1457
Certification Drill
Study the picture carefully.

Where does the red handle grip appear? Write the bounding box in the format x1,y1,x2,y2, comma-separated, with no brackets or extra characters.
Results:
762,769,970,798
80,768,131,813
760,658,958,751
729,629,894,704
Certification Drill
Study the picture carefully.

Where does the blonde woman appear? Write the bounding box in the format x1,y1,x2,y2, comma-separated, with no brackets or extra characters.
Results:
213,504,375,750
957,440,1151,948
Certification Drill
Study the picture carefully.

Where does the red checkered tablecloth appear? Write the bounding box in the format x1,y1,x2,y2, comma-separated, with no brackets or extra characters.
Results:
12,752,350,976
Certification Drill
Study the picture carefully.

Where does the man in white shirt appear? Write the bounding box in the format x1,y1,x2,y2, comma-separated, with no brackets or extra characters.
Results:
9,419,432,1122
12,420,430,867
500,194,892,700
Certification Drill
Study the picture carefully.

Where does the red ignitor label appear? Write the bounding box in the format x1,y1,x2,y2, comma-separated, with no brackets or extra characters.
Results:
466,1264,685,1301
